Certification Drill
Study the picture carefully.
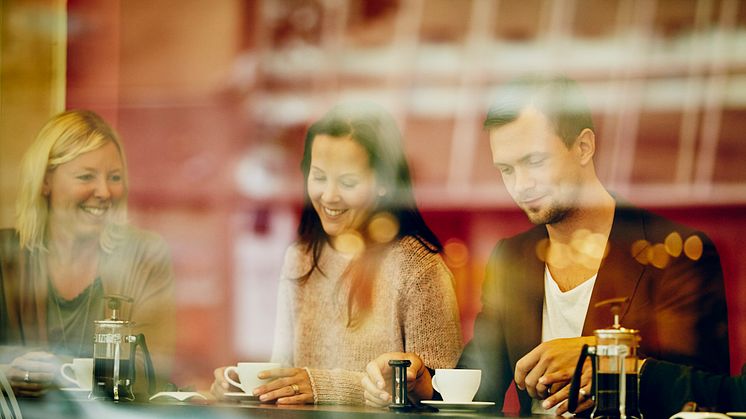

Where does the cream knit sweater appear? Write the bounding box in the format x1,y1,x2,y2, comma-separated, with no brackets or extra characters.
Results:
270,236,463,404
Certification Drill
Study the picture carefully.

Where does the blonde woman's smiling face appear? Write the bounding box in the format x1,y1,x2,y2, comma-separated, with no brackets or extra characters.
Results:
44,141,125,238
307,134,379,248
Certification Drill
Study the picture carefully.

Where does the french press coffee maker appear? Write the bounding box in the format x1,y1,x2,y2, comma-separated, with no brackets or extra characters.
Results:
92,295,156,401
568,297,642,419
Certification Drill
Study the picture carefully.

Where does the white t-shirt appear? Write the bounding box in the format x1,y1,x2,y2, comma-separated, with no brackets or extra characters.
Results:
532,265,597,415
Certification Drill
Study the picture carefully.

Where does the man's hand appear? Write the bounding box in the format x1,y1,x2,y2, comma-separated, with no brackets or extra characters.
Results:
537,360,593,414
514,336,595,400
361,352,432,408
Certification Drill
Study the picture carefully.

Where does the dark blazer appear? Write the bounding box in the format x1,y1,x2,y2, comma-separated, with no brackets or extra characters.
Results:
458,201,729,415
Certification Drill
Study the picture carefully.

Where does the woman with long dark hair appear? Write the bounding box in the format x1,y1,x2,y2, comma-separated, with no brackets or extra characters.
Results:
212,103,462,404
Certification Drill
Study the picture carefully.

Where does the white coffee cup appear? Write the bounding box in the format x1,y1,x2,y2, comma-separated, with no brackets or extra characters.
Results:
431,369,481,403
223,362,281,394
60,358,93,390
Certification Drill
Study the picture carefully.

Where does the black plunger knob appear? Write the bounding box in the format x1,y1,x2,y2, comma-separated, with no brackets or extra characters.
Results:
388,360,412,410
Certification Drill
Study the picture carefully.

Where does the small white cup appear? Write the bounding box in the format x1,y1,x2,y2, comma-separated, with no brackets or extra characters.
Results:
431,369,481,403
60,358,93,390
223,362,281,394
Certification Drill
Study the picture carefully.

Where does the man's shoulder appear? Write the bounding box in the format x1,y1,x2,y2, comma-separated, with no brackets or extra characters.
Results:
615,203,706,242
488,224,546,260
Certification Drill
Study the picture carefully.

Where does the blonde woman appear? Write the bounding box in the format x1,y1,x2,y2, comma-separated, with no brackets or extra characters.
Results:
0,110,175,397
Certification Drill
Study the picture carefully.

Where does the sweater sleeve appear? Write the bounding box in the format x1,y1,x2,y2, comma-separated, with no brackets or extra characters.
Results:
270,277,295,366
289,248,366,405
306,367,365,405
401,254,463,370
270,244,307,366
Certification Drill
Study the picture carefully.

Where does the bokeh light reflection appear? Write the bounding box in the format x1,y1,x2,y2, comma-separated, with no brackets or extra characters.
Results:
650,243,671,269
367,212,399,244
335,231,365,255
444,239,469,268
631,239,651,265
664,231,683,258
684,235,704,261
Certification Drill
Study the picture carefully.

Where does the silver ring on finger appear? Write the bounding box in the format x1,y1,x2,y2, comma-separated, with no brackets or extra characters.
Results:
24,371,30,382
291,383,300,395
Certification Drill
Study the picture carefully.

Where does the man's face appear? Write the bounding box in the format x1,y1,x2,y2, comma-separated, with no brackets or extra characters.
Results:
489,106,583,225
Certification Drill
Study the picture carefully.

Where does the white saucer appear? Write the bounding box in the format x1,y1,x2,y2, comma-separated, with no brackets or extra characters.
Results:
224,392,261,402
60,388,91,392
59,388,91,400
421,400,495,411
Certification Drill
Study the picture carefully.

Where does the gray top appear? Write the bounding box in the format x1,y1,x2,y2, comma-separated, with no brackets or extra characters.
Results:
46,277,104,358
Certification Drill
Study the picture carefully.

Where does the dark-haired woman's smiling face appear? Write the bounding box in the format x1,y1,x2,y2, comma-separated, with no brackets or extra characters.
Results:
307,135,379,248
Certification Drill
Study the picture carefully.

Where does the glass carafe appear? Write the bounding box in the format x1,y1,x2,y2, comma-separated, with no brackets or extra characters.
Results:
92,295,155,401
569,298,642,419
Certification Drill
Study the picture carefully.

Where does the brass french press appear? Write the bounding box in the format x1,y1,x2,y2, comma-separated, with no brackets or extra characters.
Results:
92,295,155,401
568,298,642,419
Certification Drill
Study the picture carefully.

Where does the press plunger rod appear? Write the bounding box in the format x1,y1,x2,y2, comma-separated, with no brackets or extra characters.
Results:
113,343,121,401
613,311,620,329
104,294,134,321
619,347,628,419
593,297,628,329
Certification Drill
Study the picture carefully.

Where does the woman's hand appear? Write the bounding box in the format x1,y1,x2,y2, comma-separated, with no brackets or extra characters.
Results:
210,366,241,400
7,351,59,397
253,368,313,405
361,352,432,408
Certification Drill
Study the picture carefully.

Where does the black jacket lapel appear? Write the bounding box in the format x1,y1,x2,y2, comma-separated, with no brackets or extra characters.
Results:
584,203,648,334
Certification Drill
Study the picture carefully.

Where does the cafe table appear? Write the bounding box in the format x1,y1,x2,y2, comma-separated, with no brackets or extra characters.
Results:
10,391,546,419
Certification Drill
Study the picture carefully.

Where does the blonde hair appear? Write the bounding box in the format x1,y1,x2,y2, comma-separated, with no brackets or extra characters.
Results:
15,110,129,251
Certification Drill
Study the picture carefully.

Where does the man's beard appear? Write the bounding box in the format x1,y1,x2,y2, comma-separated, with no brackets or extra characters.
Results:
524,202,572,225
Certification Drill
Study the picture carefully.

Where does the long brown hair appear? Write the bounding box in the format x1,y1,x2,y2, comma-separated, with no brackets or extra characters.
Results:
296,102,442,327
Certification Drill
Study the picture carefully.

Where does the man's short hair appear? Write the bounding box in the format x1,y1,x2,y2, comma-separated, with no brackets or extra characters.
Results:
483,75,594,148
